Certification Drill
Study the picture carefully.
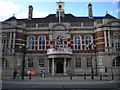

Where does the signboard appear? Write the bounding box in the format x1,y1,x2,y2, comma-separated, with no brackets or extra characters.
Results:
47,48,72,55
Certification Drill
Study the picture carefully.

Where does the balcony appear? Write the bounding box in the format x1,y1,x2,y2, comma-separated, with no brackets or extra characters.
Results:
47,48,72,55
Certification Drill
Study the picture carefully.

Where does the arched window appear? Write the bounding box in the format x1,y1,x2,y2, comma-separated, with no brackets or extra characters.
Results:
38,36,46,50
113,56,120,66
2,58,8,68
27,36,35,50
74,36,81,50
112,32,120,51
85,35,93,49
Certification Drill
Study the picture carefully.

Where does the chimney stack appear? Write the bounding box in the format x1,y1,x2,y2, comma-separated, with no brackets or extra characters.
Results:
88,3,93,19
28,5,33,20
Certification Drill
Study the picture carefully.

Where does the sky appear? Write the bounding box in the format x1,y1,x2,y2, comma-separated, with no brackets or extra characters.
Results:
0,0,120,22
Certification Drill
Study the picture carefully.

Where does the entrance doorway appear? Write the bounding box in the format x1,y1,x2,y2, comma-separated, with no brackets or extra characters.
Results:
56,61,63,73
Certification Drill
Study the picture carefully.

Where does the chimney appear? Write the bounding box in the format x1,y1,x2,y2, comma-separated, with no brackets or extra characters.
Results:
88,3,93,19
28,5,33,20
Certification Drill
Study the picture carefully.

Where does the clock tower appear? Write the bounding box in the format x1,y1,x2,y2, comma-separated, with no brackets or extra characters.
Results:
56,2,65,18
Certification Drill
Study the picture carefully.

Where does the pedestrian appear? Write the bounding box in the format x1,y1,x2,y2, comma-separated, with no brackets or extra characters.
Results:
105,67,107,77
41,69,45,77
13,69,18,79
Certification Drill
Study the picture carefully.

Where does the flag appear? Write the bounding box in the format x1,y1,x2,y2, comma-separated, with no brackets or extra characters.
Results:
60,36,63,41
57,41,60,44
54,45,58,49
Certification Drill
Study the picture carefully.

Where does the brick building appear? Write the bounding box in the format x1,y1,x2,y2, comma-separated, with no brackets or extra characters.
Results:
1,2,120,76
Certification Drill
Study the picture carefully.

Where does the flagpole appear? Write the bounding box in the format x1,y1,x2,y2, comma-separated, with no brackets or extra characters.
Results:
59,10,61,23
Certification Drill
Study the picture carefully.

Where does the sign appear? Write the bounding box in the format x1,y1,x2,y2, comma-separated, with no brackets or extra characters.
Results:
47,48,72,55
27,70,36,75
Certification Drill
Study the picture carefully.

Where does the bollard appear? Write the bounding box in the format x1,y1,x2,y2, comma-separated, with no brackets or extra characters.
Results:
112,73,114,80
70,74,72,80
84,73,86,80
100,73,102,80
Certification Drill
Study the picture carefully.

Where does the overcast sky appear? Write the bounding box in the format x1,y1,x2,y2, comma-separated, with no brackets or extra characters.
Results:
0,0,119,21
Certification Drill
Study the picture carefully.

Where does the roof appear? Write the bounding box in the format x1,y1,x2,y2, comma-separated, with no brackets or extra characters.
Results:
5,16,17,21
4,13,117,24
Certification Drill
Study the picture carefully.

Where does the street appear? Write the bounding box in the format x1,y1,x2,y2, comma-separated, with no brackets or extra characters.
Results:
2,80,120,90
1,75,120,90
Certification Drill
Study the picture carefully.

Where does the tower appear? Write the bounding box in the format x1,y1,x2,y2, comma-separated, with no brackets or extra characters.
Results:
88,3,93,19
28,5,33,20
56,2,65,22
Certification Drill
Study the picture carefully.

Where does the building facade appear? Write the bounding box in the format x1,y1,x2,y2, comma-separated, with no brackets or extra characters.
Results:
1,2,120,76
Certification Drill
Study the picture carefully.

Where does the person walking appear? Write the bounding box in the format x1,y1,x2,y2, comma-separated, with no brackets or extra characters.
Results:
41,69,45,77
13,69,18,79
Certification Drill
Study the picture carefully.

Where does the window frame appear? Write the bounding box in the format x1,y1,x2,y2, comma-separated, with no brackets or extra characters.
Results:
27,36,35,50
38,59,45,68
75,58,81,68
84,35,93,50
2,58,8,68
38,36,46,50
73,35,82,50
27,59,34,67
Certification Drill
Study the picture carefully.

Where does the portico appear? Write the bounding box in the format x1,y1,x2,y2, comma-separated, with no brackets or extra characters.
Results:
47,48,72,75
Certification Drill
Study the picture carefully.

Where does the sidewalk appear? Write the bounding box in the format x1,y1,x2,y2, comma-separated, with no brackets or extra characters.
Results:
2,75,119,84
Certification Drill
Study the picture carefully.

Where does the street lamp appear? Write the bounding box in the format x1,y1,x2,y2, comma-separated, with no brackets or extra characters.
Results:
19,44,27,79
87,43,94,79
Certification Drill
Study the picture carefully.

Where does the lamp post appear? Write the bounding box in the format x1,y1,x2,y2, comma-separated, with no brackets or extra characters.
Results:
19,44,27,79
87,43,94,79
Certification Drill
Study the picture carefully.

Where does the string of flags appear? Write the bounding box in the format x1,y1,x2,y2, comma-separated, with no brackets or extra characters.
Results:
49,36,71,49
54,36,63,49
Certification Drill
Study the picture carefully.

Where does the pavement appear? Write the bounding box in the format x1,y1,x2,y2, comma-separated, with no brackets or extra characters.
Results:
1,75,120,89
2,75,120,84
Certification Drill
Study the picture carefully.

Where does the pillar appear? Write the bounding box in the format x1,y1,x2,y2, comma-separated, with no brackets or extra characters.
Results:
9,32,12,53
52,58,55,75
104,30,108,52
12,32,16,54
64,58,67,75
47,59,49,73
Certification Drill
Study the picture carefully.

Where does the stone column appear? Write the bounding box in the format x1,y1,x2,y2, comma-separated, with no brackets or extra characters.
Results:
52,58,55,75
64,58,67,75
108,30,111,47
47,59,49,73
104,30,107,52
12,32,16,54
9,32,12,53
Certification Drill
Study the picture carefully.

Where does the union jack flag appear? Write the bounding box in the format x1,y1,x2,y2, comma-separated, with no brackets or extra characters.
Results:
57,41,60,44
60,36,63,41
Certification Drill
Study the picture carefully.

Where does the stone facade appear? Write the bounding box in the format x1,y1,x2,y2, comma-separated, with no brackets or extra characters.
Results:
0,2,120,76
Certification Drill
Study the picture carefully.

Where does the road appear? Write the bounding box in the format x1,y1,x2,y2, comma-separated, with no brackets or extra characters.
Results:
2,80,120,90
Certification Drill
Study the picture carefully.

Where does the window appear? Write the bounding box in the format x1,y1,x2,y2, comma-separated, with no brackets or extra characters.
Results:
39,59,45,67
27,59,34,67
2,58,8,68
38,36,46,50
75,58,81,67
74,36,81,50
1,34,9,52
2,40,9,49
27,36,35,50
85,35,93,49
113,56,120,66
111,32,120,51
87,58,91,67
